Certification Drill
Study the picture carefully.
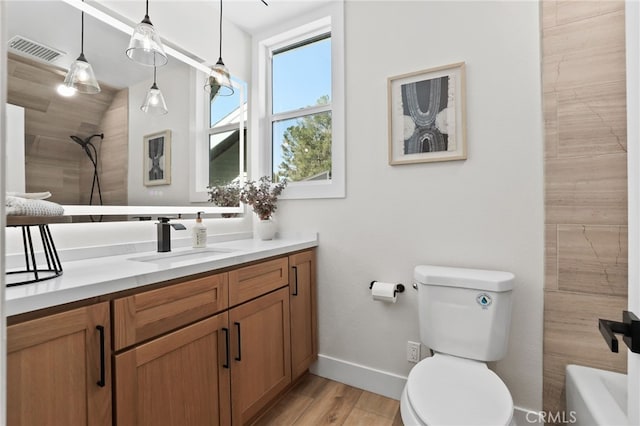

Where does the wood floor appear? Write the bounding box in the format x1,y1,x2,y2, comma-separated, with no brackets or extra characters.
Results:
253,374,403,426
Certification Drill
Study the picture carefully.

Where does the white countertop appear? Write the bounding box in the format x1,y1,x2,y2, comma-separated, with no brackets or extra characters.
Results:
6,233,318,317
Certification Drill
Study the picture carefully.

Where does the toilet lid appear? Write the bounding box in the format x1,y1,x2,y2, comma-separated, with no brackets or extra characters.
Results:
406,354,513,426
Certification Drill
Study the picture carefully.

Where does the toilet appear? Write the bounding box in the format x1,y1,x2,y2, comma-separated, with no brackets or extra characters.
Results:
400,265,515,426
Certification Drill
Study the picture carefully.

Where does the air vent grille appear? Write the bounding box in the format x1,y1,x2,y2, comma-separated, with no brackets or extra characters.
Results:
8,36,65,63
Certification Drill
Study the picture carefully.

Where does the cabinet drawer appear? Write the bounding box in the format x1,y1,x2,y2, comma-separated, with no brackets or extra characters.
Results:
229,257,288,306
113,273,228,350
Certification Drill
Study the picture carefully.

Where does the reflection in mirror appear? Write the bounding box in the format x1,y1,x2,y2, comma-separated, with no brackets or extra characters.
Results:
5,0,246,219
209,81,247,187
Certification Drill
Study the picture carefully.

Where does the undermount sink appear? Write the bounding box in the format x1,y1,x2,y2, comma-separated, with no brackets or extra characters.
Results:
128,248,236,264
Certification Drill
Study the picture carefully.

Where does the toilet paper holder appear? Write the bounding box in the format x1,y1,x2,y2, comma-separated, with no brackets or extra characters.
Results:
370,281,405,296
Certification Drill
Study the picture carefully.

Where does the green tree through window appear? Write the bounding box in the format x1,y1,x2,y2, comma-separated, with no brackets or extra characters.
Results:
276,96,332,182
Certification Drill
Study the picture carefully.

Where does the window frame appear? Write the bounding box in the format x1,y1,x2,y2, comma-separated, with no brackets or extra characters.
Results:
189,69,246,215
252,2,345,199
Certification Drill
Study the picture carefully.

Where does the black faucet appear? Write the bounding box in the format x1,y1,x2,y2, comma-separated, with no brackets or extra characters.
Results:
156,217,186,252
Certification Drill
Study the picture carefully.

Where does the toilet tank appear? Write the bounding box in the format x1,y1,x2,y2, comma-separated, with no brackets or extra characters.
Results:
414,265,514,362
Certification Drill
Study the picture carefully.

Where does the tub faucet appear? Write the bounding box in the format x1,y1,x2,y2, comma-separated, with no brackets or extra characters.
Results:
156,217,186,252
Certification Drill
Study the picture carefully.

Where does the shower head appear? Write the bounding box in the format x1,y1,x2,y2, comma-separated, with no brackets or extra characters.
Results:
69,133,104,148
70,135,86,147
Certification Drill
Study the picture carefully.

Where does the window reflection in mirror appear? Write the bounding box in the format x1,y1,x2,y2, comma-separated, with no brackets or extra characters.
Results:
209,81,247,187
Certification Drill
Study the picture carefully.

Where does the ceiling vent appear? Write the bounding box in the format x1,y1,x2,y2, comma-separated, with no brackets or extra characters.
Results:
8,35,65,63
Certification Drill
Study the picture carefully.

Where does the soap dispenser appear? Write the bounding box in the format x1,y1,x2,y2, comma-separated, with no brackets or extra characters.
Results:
192,211,207,248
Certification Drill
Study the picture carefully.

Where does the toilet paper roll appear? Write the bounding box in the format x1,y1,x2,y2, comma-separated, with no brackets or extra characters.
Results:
371,281,397,303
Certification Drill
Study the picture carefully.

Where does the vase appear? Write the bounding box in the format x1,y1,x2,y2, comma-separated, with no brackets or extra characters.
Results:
256,218,277,240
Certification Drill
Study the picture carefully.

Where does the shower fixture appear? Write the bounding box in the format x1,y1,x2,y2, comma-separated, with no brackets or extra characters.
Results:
70,133,104,207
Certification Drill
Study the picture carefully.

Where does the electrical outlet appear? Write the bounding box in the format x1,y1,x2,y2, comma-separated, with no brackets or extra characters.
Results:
407,341,421,363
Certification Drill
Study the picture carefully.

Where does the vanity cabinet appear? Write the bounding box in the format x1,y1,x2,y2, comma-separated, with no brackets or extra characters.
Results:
289,250,318,380
7,248,317,426
7,302,112,426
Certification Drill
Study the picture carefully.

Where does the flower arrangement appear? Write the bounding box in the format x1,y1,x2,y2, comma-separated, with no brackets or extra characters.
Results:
207,181,241,217
240,176,287,220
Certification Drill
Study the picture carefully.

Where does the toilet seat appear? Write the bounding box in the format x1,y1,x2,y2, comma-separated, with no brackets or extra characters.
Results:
406,353,513,426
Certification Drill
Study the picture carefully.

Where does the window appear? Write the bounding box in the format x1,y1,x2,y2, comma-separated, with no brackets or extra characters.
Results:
271,35,332,183
253,3,345,199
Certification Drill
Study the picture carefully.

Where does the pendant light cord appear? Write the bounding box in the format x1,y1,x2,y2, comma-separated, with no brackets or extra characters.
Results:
80,0,84,54
81,12,84,54
146,0,149,17
219,0,223,60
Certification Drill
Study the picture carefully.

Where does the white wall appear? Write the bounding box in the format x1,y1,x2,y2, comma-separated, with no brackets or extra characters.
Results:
4,104,24,193
274,1,544,411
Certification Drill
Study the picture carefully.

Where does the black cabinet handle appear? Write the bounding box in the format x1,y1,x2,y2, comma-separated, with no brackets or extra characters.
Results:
234,322,242,361
599,319,620,352
222,327,230,368
96,325,106,387
599,311,640,354
292,266,298,296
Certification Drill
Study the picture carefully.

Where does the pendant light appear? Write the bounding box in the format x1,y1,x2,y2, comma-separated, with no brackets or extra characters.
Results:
63,4,100,94
204,0,234,100
126,0,168,67
141,66,168,115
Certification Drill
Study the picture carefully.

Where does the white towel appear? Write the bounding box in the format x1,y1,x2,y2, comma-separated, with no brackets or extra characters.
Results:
6,196,64,216
6,191,52,200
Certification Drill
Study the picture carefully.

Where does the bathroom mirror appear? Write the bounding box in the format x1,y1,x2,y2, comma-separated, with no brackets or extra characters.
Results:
5,0,246,218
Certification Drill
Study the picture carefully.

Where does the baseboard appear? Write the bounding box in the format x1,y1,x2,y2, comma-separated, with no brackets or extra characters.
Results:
309,354,407,400
310,353,541,425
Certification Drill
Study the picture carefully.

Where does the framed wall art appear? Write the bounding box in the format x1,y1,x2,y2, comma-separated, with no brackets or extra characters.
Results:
143,130,172,186
388,62,466,165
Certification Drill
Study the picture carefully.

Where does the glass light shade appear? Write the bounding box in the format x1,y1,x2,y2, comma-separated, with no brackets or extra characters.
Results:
141,83,168,115
126,19,168,67
204,59,234,99
63,54,100,94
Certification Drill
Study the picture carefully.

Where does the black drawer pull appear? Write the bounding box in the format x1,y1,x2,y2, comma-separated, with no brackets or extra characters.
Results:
96,325,106,387
222,327,230,368
292,266,298,296
234,322,242,361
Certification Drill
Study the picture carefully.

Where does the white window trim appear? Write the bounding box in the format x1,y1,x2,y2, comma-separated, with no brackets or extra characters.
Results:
189,69,245,214
251,1,345,199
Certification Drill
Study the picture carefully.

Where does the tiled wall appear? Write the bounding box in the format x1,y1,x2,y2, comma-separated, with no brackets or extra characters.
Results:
542,0,628,417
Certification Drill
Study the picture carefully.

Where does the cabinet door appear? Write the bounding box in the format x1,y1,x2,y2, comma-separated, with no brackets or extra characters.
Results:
289,249,317,380
230,287,291,425
115,312,231,426
7,302,112,426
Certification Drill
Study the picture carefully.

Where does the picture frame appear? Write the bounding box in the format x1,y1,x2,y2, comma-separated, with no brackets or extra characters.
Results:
143,130,172,186
388,62,466,165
